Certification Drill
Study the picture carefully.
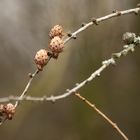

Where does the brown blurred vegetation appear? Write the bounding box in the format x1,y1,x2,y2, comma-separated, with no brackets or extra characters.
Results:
0,0,140,140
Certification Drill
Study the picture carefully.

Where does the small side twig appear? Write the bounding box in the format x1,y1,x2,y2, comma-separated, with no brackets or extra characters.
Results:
64,7,140,44
75,92,128,140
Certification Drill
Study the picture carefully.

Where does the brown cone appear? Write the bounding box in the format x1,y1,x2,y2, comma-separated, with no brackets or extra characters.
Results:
34,49,49,70
49,25,64,39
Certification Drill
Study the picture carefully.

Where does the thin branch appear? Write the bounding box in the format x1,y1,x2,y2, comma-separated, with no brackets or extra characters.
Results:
44,34,140,102
0,33,139,103
64,7,140,44
14,69,39,107
75,93,128,140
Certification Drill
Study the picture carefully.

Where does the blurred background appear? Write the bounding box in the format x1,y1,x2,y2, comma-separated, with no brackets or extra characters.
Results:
0,0,140,139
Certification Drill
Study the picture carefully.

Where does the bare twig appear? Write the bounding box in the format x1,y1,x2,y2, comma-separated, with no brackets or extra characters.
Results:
0,33,139,103
64,7,140,44
14,69,39,107
75,93,128,140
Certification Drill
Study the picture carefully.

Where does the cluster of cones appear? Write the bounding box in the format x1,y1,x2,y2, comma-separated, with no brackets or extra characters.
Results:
34,25,65,71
